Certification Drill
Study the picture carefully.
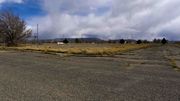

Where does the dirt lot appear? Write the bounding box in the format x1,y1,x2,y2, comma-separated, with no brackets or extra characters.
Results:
0,44,179,101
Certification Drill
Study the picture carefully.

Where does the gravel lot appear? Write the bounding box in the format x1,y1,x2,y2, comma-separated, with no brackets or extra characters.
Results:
0,44,179,101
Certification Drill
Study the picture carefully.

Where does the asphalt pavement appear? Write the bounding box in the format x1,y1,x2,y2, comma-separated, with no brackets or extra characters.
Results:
0,44,179,101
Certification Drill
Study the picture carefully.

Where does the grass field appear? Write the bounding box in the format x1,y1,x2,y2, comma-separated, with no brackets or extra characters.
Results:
0,43,154,56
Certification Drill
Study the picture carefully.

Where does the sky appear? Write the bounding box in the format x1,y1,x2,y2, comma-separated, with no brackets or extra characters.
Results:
0,0,180,40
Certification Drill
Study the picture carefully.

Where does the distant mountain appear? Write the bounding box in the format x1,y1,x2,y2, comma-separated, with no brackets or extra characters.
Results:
38,38,105,43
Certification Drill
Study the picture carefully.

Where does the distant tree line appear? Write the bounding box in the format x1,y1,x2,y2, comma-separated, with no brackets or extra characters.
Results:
52,38,168,44
107,38,167,44
153,38,168,44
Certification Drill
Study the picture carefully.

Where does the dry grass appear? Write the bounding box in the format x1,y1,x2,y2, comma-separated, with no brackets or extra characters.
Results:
168,58,180,71
0,43,153,56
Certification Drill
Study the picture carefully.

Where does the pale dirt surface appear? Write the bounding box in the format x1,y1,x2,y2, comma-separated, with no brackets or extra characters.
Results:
0,44,179,101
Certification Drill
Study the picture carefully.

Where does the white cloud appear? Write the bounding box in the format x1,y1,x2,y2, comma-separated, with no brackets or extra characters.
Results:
0,0,23,4
28,0,180,40
0,0,5,3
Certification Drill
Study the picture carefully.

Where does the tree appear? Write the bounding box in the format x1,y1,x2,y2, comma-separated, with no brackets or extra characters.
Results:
136,40,142,44
119,39,125,44
142,40,149,43
63,38,69,44
75,38,81,43
161,38,167,44
108,40,112,43
0,10,32,46
153,38,161,43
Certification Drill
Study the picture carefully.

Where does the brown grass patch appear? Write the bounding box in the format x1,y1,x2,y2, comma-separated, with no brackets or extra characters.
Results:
0,43,154,56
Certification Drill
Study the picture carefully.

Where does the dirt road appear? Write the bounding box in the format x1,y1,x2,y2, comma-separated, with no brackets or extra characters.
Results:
0,44,179,101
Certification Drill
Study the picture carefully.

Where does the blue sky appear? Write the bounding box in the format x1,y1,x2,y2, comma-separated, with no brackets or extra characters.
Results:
0,0,45,19
0,0,180,40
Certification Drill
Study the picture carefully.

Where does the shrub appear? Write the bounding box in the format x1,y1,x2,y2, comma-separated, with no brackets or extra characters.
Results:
119,39,125,44
136,40,142,44
161,38,167,44
63,39,69,44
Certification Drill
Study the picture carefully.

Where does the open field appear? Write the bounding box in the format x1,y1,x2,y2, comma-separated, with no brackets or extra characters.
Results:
0,43,153,56
0,44,179,101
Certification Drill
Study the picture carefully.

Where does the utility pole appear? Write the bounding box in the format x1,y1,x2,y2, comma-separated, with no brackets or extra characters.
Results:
37,24,39,44
34,33,36,44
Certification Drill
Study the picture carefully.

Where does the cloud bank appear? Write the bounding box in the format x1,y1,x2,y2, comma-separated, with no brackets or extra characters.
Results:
28,0,180,40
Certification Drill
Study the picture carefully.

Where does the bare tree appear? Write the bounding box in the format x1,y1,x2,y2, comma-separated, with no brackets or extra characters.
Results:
0,10,32,46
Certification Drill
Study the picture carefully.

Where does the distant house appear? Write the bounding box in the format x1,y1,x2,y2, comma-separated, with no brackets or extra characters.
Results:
57,42,64,45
